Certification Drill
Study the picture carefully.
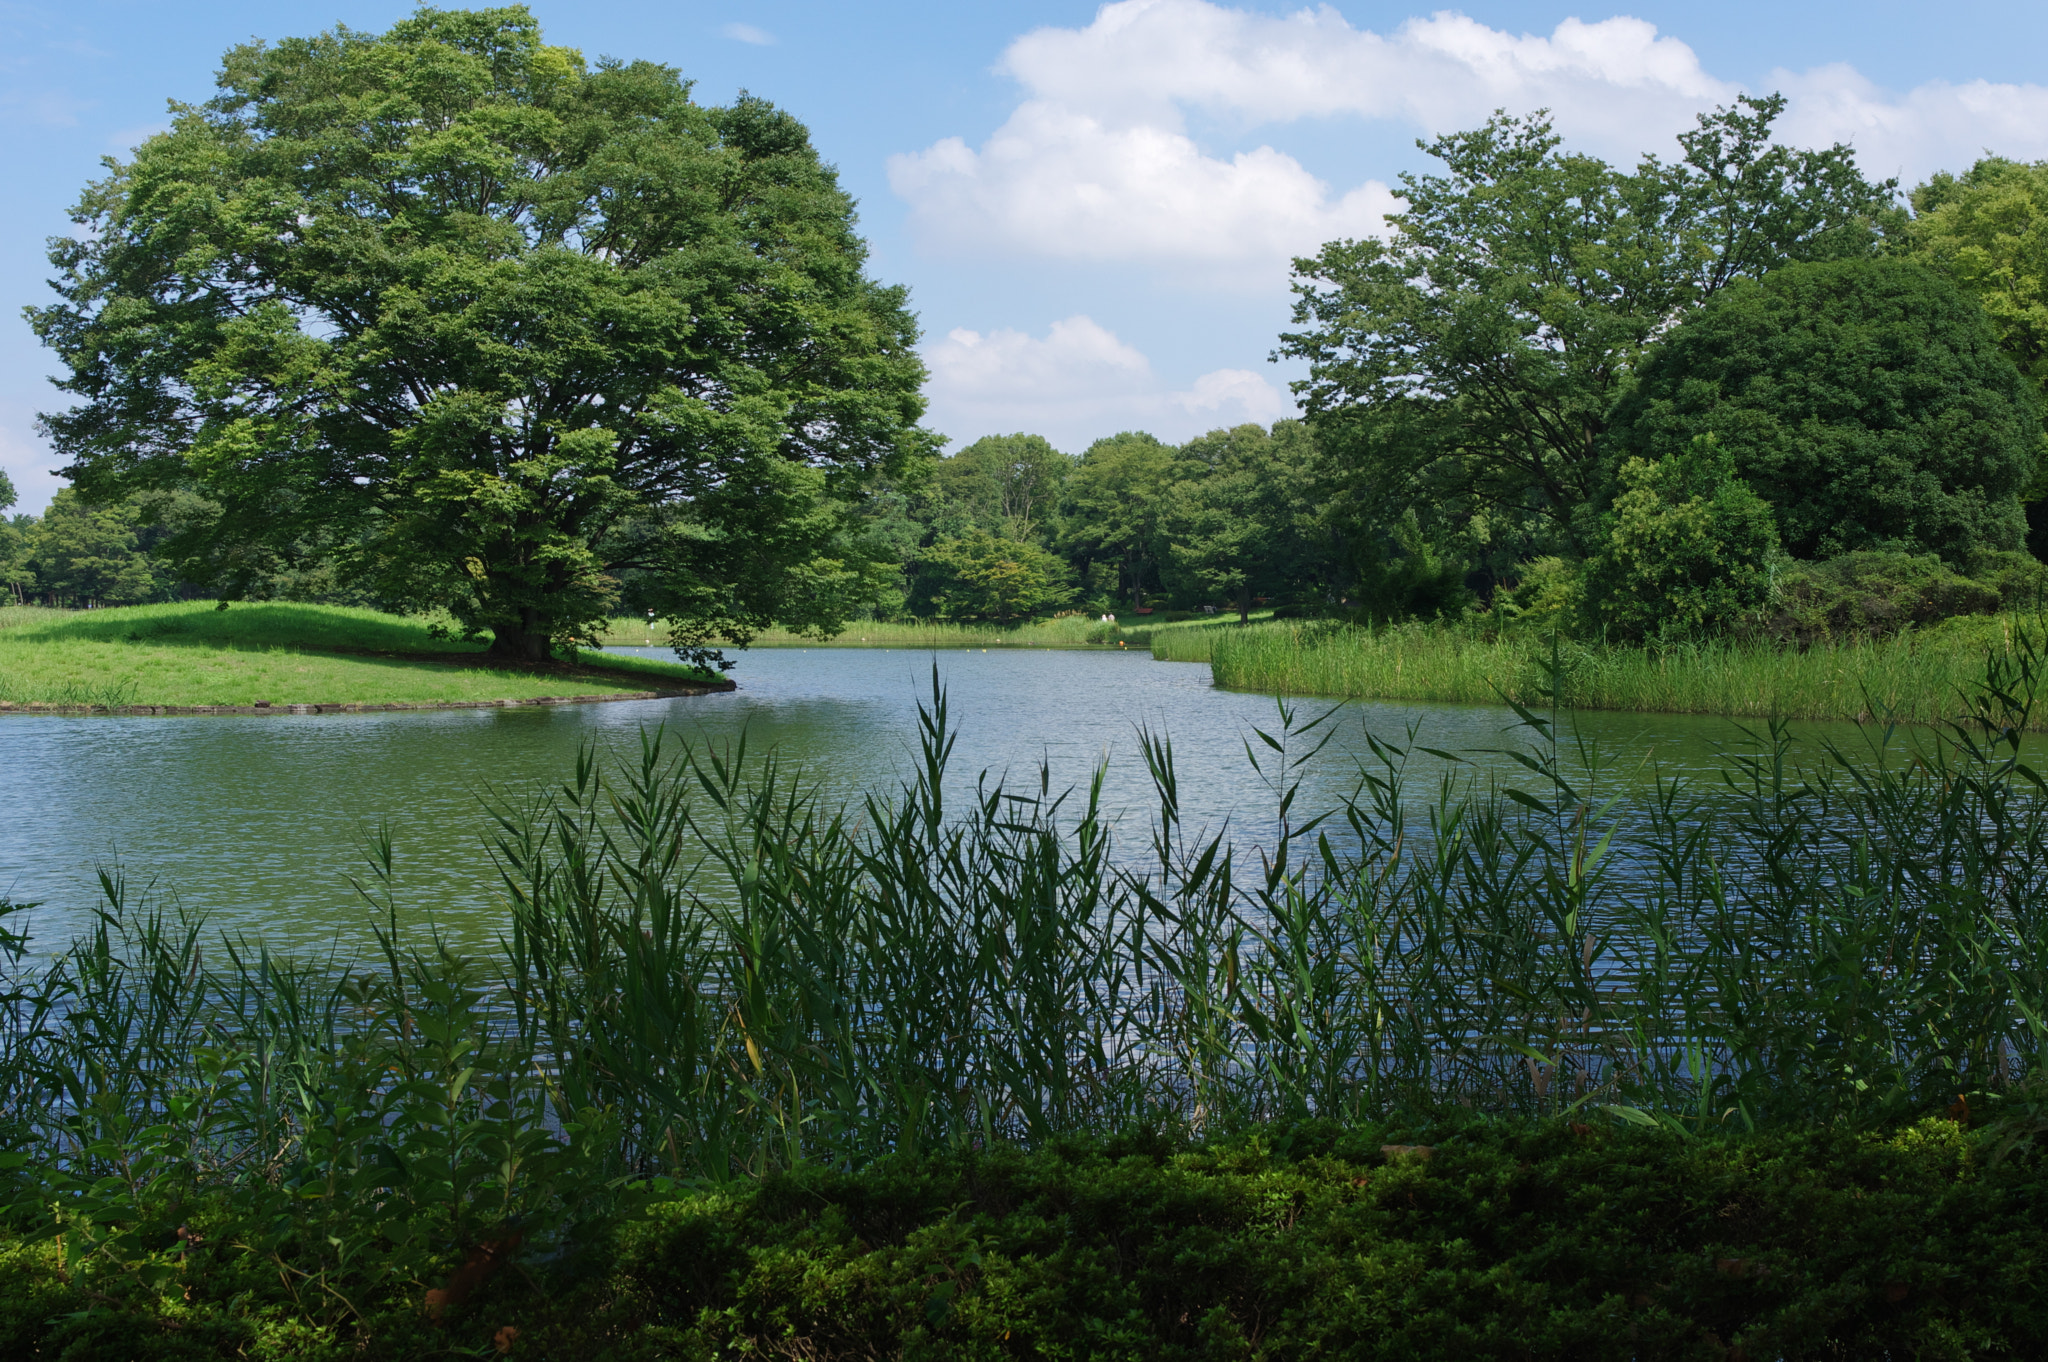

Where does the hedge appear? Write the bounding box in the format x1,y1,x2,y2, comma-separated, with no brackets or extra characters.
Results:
4,1118,2042,1359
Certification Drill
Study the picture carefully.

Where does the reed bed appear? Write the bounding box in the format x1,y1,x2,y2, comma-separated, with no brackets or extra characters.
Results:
1185,616,2045,727
3,635,2047,1301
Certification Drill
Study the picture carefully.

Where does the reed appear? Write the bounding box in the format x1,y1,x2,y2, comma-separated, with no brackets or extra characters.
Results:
3,636,2047,1310
1192,615,2047,726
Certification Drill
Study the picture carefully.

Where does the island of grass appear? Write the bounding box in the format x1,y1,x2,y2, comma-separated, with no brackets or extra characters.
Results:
0,601,729,712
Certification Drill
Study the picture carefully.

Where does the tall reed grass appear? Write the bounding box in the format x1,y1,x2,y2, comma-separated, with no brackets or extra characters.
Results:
1177,616,2048,727
2,631,2045,1271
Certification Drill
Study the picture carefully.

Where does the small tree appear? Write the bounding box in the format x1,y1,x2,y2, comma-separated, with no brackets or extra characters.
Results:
920,531,1073,623
1584,437,1779,641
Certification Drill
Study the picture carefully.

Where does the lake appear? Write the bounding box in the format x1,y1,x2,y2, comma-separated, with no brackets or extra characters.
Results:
0,646,1885,953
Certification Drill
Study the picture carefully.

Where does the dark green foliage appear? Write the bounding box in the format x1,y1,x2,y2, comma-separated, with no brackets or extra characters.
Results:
1607,258,2040,566
916,529,1075,622
3,1122,2042,1358
1350,508,1473,621
24,486,160,605
1162,421,1318,620
1584,436,1780,641
1058,431,1174,612
1762,551,2005,644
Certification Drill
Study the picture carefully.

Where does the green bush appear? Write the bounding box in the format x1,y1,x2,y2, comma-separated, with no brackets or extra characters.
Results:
7,1120,2042,1358
1763,551,2004,643
1584,436,1780,641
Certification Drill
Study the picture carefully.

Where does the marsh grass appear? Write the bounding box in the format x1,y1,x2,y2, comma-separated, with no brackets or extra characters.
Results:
3,627,2048,1314
0,601,718,707
1176,615,2048,727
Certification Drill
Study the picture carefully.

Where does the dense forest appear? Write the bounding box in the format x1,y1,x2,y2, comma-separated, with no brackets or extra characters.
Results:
17,91,2048,650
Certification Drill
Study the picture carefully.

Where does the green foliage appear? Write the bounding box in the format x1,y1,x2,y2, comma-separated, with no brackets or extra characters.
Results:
917,530,1074,622
1584,436,1781,642
1164,421,1316,620
1350,508,1474,622
1763,551,2007,644
1282,96,1897,552
1497,555,1585,631
1058,431,1174,611
27,6,929,665
1910,157,2048,398
25,487,159,605
1606,258,2039,565
934,434,1072,541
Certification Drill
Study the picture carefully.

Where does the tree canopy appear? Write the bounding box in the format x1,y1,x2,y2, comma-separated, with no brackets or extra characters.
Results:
1278,96,1898,555
1604,258,2038,565
27,6,929,663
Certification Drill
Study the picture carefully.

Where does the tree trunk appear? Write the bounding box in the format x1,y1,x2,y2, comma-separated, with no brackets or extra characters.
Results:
488,607,551,663
1236,586,1251,625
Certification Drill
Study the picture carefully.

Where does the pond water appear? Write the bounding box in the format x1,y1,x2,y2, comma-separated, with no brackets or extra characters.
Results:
0,647,1884,953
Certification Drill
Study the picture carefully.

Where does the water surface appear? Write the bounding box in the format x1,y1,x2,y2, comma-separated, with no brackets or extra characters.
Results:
0,648,1886,952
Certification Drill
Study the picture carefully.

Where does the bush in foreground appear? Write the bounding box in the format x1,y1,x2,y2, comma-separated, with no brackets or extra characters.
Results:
2,1119,2042,1358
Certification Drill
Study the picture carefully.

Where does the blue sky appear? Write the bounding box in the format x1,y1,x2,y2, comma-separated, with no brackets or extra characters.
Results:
7,0,2048,513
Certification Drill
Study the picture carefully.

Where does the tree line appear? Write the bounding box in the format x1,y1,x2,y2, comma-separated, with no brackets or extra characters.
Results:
19,8,2048,651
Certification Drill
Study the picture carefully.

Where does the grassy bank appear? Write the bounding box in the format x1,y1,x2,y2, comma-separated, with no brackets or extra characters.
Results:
1158,614,2045,726
0,601,721,708
593,610,1267,651
1,657,2046,1353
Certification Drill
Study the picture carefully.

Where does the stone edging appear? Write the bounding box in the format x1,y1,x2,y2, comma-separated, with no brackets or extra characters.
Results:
0,681,735,717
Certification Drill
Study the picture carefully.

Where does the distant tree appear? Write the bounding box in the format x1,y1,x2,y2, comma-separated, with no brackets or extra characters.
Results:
0,514,31,604
1605,258,2038,565
1279,96,1898,554
1583,436,1780,641
920,530,1073,623
1058,431,1173,611
28,488,157,605
934,435,1071,541
1164,423,1314,622
27,7,929,667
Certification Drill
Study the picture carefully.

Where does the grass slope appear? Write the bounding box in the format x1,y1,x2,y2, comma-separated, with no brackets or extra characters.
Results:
0,602,721,709
1154,614,2048,727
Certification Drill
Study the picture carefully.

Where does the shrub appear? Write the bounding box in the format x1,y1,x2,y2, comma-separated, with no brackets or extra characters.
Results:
1762,551,2003,644
1584,436,1780,641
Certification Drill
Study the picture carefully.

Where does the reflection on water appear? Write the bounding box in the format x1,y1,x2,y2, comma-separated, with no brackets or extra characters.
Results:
0,647,1891,952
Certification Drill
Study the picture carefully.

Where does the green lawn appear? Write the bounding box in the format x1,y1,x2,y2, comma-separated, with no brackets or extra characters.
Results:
0,601,723,709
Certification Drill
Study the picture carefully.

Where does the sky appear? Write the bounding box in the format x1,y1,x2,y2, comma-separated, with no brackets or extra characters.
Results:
7,1,2048,514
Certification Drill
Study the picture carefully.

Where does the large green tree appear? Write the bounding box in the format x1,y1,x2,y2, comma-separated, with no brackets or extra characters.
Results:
1605,258,2038,565
1278,96,1897,554
1058,431,1173,612
1163,422,1315,622
27,6,929,664
919,530,1073,623
933,434,1071,542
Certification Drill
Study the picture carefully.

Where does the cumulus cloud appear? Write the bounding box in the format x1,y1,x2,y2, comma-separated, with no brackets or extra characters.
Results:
890,0,2048,282
720,22,775,46
921,315,1292,450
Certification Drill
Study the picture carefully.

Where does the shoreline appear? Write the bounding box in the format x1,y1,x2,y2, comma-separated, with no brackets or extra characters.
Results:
0,679,735,716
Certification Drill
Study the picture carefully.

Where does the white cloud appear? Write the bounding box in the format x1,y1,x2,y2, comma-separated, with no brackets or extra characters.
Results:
720,22,775,46
891,0,2048,283
921,315,1292,450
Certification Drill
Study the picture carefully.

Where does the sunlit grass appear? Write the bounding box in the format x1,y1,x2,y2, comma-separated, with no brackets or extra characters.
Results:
0,601,719,708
